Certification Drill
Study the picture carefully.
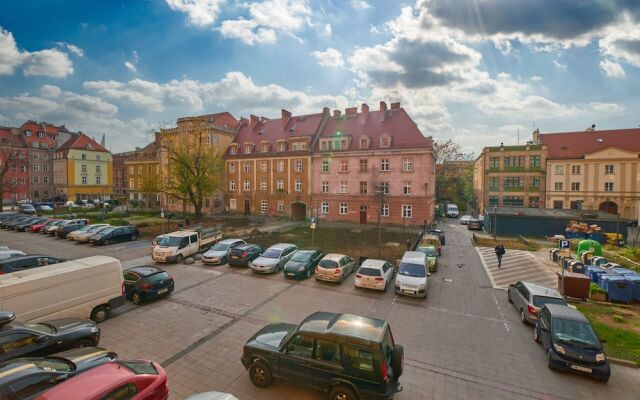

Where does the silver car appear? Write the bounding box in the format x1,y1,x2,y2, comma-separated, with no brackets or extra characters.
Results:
202,239,246,265
249,243,297,274
315,253,355,283
75,225,112,243
508,281,568,324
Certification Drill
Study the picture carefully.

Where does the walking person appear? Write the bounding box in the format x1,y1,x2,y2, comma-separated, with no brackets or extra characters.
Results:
495,243,505,268
406,238,412,251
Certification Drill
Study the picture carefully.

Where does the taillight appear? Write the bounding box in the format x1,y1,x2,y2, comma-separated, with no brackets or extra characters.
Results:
374,277,384,281
315,267,319,272
356,274,362,278
141,283,152,290
380,360,388,381
528,304,538,316
334,268,341,274
169,275,174,281
241,251,248,257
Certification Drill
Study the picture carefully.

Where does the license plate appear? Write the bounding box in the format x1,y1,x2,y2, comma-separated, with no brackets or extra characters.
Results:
287,273,295,276
570,365,592,373
403,290,416,295
231,256,239,259
157,288,168,294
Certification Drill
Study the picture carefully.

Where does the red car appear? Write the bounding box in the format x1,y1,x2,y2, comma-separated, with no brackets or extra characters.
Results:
37,360,169,400
30,218,60,233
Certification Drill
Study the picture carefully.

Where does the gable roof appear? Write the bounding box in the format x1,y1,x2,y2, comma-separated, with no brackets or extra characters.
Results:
57,133,109,155
540,128,640,159
177,111,238,130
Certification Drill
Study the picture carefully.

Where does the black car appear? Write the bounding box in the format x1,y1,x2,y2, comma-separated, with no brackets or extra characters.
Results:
241,311,404,400
0,311,101,363
228,243,263,267
15,217,48,232
0,347,117,400
3,216,31,229
89,226,139,245
124,266,175,305
56,223,89,239
282,249,324,280
428,229,445,245
7,216,40,231
0,255,65,275
534,304,610,382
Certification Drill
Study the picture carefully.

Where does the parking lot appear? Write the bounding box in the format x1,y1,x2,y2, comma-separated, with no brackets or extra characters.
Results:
2,223,640,400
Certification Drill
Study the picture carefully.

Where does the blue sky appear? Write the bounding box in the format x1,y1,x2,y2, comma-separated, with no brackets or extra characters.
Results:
1,0,640,153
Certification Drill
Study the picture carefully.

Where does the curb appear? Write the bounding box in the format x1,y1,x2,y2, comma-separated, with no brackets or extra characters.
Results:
608,357,639,369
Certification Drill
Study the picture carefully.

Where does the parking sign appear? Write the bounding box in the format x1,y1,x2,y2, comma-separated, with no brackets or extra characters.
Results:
559,240,570,249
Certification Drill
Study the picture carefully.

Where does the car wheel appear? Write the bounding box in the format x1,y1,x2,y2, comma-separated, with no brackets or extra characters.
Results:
533,326,540,343
392,344,404,376
329,385,358,400
221,256,227,265
132,292,143,305
90,306,109,323
507,290,512,303
176,254,184,264
520,309,527,324
249,360,273,388
131,235,138,241
339,274,344,284
546,350,554,370
70,339,94,348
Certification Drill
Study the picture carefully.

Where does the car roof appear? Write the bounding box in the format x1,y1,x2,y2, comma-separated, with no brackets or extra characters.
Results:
0,254,52,263
267,243,296,250
218,238,244,244
235,243,257,249
544,304,589,323
293,249,318,254
360,259,386,269
298,311,387,342
127,266,165,276
520,281,562,298
322,253,348,261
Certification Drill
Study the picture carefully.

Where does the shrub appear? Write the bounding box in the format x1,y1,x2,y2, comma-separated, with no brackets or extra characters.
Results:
612,314,626,323
590,283,606,294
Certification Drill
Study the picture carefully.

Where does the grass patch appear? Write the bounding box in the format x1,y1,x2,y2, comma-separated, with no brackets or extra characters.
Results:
575,303,640,366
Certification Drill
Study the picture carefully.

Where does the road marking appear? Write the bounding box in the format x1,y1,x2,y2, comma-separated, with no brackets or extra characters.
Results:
491,289,511,333
475,247,498,288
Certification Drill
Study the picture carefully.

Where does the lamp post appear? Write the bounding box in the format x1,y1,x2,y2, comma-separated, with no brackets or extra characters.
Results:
493,206,498,238
376,186,384,257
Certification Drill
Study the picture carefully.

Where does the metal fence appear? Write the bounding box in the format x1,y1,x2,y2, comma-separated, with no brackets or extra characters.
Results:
472,233,538,251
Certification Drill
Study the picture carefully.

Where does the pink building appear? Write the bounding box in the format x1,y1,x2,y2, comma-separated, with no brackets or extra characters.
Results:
311,102,435,225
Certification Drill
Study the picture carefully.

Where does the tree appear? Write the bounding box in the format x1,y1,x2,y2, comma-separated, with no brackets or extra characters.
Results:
160,123,224,221
433,139,475,211
141,173,162,208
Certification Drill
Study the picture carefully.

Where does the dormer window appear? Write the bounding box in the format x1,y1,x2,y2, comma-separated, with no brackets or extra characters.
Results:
359,136,370,149
229,145,238,155
380,134,391,148
261,142,270,152
38,132,45,138
244,144,252,154
278,141,286,152
86,144,93,150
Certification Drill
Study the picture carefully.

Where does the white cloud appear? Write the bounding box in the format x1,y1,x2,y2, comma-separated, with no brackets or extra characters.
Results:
588,102,624,112
165,0,225,27
530,75,543,81
553,60,567,70
124,61,138,73
0,28,23,75
56,42,84,57
351,0,371,10
600,59,626,78
311,48,344,68
40,84,62,98
0,27,74,77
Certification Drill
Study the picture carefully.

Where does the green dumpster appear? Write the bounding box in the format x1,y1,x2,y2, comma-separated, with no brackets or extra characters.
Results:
576,239,602,262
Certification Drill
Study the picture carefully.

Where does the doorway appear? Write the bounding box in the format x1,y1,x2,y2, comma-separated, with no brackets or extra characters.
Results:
291,202,307,221
360,205,368,224
244,199,250,216
599,201,618,215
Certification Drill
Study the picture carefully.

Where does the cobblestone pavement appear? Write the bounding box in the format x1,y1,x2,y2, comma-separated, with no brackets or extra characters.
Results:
2,224,639,400
475,246,557,289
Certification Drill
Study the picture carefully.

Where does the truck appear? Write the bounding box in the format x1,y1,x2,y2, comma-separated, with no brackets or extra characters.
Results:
445,203,459,218
151,224,222,263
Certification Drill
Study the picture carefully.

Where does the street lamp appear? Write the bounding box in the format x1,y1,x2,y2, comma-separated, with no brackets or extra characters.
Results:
375,185,385,257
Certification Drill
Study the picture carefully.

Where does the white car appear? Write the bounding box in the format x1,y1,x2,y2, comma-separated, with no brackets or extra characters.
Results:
37,205,53,211
460,215,472,225
394,251,428,299
315,253,356,283
354,259,395,291
250,243,297,274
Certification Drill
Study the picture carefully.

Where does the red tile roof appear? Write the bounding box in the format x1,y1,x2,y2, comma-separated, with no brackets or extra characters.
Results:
58,133,109,155
0,127,26,148
177,111,238,129
540,128,640,159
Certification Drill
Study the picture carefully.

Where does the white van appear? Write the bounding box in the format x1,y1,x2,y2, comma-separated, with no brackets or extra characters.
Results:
394,251,428,299
446,203,459,218
0,255,125,323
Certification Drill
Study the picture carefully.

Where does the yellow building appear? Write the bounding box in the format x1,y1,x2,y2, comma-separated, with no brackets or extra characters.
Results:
53,133,113,202
124,136,161,207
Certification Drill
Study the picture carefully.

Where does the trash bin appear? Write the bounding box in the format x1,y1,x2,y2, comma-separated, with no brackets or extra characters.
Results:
568,260,584,274
586,265,603,280
557,272,590,300
595,271,613,287
609,267,636,276
602,262,621,270
549,248,559,262
599,275,634,303
624,275,640,301
591,256,607,267
562,257,574,270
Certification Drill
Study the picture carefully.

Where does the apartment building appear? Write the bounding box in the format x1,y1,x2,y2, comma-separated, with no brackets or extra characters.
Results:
19,121,62,200
0,127,29,204
124,137,161,207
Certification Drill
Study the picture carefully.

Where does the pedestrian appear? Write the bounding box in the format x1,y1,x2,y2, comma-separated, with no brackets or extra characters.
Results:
185,216,191,227
495,243,506,268
406,238,412,251
423,219,427,232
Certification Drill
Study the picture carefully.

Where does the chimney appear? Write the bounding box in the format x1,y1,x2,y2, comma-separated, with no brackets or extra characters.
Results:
361,103,369,118
532,128,540,144
379,101,387,112
333,110,341,117
322,106,330,115
281,109,291,128
154,131,161,144
390,102,400,110
345,107,357,115
250,115,259,129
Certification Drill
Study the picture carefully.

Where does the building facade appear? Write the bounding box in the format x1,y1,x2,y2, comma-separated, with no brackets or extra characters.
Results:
474,139,547,213
19,121,62,201
112,151,131,196
0,127,29,204
311,102,435,225
124,137,161,207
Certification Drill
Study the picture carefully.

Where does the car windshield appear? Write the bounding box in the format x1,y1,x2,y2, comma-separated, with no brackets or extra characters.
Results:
211,243,230,251
319,259,338,268
19,322,55,334
76,225,92,232
159,236,182,246
291,251,313,262
121,361,158,375
262,249,281,258
147,272,170,282
93,226,111,234
358,267,381,276
418,247,437,257
532,296,567,308
34,358,75,372
398,262,426,278
551,318,600,348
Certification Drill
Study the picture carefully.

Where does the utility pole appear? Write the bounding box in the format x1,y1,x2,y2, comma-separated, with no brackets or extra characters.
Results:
376,186,384,257
493,206,498,238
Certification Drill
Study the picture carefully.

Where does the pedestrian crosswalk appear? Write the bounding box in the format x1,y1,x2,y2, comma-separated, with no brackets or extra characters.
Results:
475,246,557,289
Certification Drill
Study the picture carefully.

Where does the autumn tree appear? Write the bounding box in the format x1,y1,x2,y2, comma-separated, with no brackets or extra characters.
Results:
140,173,162,208
160,123,224,221
433,139,475,212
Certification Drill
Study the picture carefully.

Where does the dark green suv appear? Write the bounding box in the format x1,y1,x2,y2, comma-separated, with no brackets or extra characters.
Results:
241,311,403,400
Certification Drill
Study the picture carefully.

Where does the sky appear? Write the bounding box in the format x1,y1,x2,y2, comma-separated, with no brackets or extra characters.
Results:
1,0,640,153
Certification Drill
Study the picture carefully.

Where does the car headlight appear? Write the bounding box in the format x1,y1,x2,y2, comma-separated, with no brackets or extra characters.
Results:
418,283,426,290
91,326,99,333
298,266,305,272
553,343,566,355
596,352,606,362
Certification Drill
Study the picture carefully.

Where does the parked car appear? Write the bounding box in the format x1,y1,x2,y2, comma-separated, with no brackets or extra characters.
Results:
48,220,89,236
533,304,610,382
0,249,26,261
0,255,65,274
30,219,60,233
508,281,568,324
354,259,395,292
314,253,356,283
415,245,438,272
428,229,445,245
123,266,174,305
241,311,403,400
35,204,53,211
0,311,101,363
282,249,324,279
3,216,32,230
460,215,472,225
19,204,37,215
202,239,246,265
57,222,91,239
394,252,428,299
420,234,442,256
251,243,298,274
15,217,48,232
75,225,112,243
42,220,67,235
89,226,139,245
467,218,483,231
35,360,169,400
0,347,117,400
67,224,109,241
227,244,263,267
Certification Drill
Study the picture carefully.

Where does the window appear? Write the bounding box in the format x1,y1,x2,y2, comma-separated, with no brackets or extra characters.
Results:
340,160,349,172
81,153,87,160
243,162,251,173
129,178,135,189
340,203,348,214
321,140,330,151
129,166,134,175
96,165,101,173
554,182,563,191
230,146,237,155
340,181,348,193
379,181,389,194
402,182,411,195
137,165,143,174
554,165,564,175
32,153,39,159
346,346,374,372
82,176,88,184
33,176,39,183
244,144,252,154
571,165,581,174
81,164,87,173
604,182,614,192
261,143,269,152
322,160,329,172
229,198,237,210
489,177,499,190
403,159,413,172
295,179,302,192
244,180,251,191
504,156,525,168
287,335,314,358
402,204,412,218
528,196,540,208
380,135,390,147
530,176,540,188
605,164,614,174
381,204,389,217
359,159,368,172
316,339,341,363
277,160,285,172
321,202,329,214
277,179,285,191
570,200,583,210
96,176,101,184
503,196,524,207
553,200,563,209
503,176,523,189
490,157,499,168
571,182,580,191
96,155,100,161
322,181,329,193
261,200,268,212
295,159,303,172
260,161,268,173
10,164,16,172
489,196,499,207
291,141,307,151
530,156,540,167
359,137,369,149
6,373,58,399
260,180,267,191
43,176,48,183
278,142,286,152
229,180,236,191
24,130,32,137
229,162,236,173
100,382,138,400
277,201,285,212
33,164,39,171
32,142,38,148
380,159,389,171
359,181,368,194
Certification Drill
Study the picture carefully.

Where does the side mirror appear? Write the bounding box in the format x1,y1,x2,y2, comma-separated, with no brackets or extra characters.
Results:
35,334,48,343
